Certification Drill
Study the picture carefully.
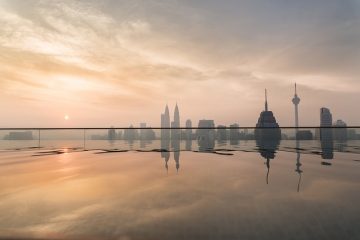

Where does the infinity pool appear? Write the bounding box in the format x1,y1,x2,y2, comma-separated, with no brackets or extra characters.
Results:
0,143,359,239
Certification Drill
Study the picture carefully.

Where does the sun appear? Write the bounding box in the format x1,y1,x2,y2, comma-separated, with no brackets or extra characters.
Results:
64,115,69,121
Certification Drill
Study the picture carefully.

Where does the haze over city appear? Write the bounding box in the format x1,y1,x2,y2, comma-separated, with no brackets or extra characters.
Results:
0,0,359,127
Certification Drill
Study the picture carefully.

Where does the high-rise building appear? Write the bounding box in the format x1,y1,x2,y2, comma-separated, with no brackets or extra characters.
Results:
217,125,227,141
320,108,332,127
173,103,180,128
254,89,281,140
171,103,181,144
229,124,240,139
319,107,333,159
108,127,116,141
333,119,347,141
230,123,240,145
161,105,170,140
140,123,146,140
185,119,192,140
197,120,216,151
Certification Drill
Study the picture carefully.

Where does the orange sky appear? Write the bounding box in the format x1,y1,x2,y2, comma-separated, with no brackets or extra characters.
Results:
0,0,359,127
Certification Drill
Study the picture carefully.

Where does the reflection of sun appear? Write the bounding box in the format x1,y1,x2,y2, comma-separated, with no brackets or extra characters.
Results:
64,115,69,120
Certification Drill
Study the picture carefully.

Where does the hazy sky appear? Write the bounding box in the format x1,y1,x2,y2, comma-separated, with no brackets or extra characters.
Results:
0,0,359,127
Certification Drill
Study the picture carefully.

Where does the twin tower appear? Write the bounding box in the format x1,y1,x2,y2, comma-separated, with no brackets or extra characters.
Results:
161,104,180,139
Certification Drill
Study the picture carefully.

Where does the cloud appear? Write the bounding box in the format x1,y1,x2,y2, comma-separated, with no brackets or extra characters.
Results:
0,0,359,125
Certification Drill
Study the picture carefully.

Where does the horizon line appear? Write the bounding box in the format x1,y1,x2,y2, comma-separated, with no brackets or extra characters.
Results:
0,126,358,130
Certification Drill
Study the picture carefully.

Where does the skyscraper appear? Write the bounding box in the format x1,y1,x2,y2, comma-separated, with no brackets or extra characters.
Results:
161,105,170,140
229,123,240,146
173,103,180,128
197,120,216,151
292,83,300,128
320,107,332,127
333,119,347,141
255,89,281,140
320,107,333,160
185,119,192,140
171,103,180,144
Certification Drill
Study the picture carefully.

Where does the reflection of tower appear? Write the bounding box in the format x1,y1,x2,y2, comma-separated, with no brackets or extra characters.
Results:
292,83,303,192
295,133,303,192
292,83,300,128
255,89,281,185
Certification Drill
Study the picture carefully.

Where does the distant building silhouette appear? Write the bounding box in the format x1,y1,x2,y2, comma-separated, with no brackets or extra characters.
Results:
171,103,181,144
333,119,347,141
254,89,281,141
123,125,139,143
216,125,227,142
108,127,116,141
4,131,34,140
185,119,192,151
319,108,334,160
161,105,170,140
185,119,192,140
296,130,313,140
197,120,216,151
229,123,240,145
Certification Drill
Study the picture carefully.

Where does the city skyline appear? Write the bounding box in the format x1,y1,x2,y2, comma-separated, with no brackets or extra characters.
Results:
0,0,359,127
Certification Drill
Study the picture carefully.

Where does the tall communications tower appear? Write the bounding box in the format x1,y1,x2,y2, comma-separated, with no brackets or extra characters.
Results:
292,83,300,128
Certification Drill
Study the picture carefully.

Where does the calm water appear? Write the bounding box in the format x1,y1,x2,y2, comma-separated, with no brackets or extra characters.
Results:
0,140,359,239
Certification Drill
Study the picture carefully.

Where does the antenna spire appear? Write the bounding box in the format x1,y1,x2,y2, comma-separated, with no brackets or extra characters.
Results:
295,83,297,95
265,89,268,111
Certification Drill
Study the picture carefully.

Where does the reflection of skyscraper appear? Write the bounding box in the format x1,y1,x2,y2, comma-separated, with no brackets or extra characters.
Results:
320,108,334,160
197,120,215,151
255,89,281,184
174,137,180,173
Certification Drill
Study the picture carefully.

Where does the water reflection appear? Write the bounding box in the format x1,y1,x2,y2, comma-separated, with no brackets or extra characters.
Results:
320,127,334,161
255,128,281,185
295,130,303,192
1,144,359,240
